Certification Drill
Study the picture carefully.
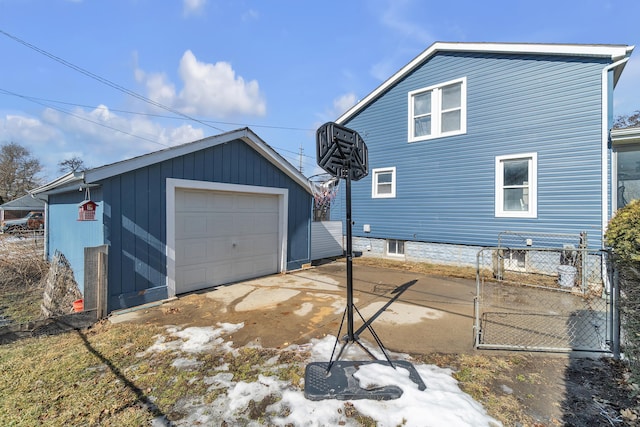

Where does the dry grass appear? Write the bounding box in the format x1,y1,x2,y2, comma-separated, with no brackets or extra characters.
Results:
353,256,478,280
0,320,548,426
0,234,47,323
0,321,163,426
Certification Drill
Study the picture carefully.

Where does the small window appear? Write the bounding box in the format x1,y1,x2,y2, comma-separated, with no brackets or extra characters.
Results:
408,77,467,142
495,153,537,218
372,167,396,198
504,249,527,272
387,239,405,256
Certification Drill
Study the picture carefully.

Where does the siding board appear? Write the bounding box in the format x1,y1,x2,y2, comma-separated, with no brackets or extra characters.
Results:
335,51,610,248
101,139,310,310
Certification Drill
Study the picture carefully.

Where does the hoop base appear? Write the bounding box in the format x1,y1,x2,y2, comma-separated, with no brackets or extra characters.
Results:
304,360,425,401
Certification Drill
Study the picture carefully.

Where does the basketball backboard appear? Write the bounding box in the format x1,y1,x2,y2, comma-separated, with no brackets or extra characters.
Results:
316,122,368,181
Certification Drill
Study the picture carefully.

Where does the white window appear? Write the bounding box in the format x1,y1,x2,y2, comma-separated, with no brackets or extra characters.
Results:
408,77,467,142
372,167,396,198
495,153,537,218
387,239,405,256
504,249,527,272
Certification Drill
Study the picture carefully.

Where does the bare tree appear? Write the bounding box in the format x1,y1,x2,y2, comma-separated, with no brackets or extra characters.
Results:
0,142,44,202
614,110,640,129
58,156,87,174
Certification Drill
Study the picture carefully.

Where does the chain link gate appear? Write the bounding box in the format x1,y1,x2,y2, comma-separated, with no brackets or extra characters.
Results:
474,237,617,353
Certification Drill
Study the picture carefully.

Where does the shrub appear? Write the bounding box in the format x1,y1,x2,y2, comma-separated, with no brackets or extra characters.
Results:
605,199,640,389
605,199,640,262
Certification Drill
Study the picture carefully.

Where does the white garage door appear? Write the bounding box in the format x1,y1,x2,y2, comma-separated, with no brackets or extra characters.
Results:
175,188,280,294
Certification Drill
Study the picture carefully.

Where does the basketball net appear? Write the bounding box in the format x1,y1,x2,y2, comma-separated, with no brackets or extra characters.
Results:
309,173,340,221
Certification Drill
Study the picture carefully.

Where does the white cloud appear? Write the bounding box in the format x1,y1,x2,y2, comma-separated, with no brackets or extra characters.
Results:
242,8,259,22
4,105,205,180
177,50,266,118
370,59,398,82
379,0,433,46
0,114,59,143
134,50,266,119
183,0,206,17
136,70,177,108
368,0,435,82
332,93,358,118
311,92,359,148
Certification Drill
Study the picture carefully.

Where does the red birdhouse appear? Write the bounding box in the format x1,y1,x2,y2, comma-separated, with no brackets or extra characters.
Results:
78,200,98,221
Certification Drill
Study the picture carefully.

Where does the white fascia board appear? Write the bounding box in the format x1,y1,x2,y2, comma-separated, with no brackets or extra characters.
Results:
337,42,634,125
29,172,82,196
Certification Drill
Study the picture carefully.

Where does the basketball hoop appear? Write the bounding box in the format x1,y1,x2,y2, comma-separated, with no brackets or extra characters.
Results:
309,173,339,221
304,122,425,401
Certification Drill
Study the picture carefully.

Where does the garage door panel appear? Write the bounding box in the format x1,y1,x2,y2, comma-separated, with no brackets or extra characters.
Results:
180,189,210,211
238,234,278,255
176,266,206,293
179,215,208,238
175,189,282,294
178,239,209,265
248,254,279,276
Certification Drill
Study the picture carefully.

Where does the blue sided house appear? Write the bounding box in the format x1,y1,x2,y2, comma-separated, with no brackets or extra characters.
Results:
30,128,312,313
331,42,635,265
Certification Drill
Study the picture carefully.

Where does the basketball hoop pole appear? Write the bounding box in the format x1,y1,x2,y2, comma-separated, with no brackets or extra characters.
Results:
325,161,395,372
315,121,393,370
344,164,355,341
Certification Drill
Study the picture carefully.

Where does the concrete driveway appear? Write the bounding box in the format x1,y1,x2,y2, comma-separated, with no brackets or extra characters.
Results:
111,261,477,355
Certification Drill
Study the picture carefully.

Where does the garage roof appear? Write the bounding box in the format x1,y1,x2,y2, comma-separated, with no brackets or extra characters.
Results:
31,128,312,196
0,194,45,211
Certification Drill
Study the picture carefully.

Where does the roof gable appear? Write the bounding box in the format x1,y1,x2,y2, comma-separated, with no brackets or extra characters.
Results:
337,42,634,125
31,128,311,196
0,194,45,210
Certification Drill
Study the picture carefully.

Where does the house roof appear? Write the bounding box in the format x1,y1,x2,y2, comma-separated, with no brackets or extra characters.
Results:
611,126,640,144
0,194,45,211
30,127,312,197
336,41,635,125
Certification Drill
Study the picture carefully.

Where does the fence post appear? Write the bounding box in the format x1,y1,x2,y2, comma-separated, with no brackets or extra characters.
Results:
611,253,621,359
579,232,588,293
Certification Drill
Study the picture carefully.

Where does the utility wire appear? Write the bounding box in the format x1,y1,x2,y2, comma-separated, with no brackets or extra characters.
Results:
0,87,319,162
0,91,314,132
0,88,167,147
0,29,320,163
0,87,317,159
0,28,225,132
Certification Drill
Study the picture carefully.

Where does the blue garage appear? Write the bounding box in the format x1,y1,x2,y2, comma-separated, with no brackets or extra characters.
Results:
31,128,312,313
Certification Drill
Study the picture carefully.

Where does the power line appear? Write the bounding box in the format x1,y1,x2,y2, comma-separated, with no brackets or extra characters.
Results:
0,89,317,159
0,91,315,132
0,29,320,163
0,28,226,132
0,86,318,160
0,88,167,147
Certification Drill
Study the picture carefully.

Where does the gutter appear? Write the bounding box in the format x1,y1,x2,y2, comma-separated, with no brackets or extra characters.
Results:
601,56,631,246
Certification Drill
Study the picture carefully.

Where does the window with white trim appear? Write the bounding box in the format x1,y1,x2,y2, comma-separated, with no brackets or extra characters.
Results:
387,239,405,256
372,167,396,198
495,153,537,218
408,77,466,142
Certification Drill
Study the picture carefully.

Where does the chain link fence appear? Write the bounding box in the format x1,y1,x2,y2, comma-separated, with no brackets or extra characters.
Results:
474,233,615,353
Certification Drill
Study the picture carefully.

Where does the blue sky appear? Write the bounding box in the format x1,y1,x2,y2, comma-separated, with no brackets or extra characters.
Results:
0,0,639,182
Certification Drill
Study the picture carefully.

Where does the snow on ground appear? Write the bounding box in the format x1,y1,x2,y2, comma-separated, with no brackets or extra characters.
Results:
143,323,501,427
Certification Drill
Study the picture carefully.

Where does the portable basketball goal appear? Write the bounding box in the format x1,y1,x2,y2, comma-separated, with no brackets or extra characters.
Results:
304,122,426,401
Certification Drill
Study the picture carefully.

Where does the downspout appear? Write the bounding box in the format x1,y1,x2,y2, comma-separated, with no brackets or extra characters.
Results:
601,57,630,247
